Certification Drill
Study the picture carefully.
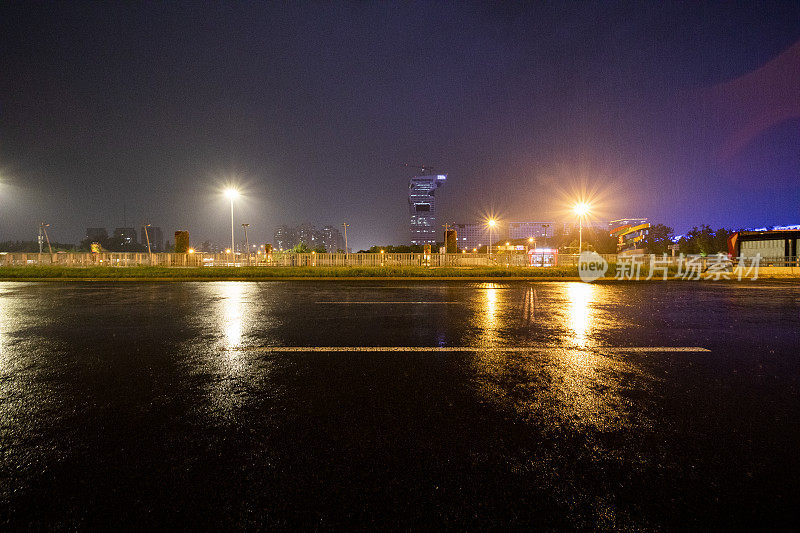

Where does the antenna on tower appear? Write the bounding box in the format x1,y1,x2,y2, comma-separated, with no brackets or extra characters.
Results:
399,163,435,175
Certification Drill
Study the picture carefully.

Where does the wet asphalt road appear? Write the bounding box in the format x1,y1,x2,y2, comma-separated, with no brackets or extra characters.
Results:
1,280,799,530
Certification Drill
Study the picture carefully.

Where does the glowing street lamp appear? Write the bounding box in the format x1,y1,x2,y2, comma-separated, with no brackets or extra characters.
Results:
486,219,497,257
224,188,239,255
573,202,591,253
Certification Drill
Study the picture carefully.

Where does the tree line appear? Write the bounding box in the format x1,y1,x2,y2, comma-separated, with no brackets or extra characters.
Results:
1,225,738,256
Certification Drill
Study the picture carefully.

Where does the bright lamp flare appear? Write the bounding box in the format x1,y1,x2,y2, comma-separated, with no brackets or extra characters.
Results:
487,219,497,227
224,188,239,199
573,202,590,216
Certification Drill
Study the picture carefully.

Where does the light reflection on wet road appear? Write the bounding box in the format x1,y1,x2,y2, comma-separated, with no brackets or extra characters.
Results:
1,281,799,529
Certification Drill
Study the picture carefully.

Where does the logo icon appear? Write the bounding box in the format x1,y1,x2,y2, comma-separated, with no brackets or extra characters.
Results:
578,251,608,282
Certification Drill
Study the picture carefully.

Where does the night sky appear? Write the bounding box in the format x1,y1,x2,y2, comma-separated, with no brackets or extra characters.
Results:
1,2,799,250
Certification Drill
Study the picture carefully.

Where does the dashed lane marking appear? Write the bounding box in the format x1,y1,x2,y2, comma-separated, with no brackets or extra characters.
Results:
231,346,710,353
315,301,464,304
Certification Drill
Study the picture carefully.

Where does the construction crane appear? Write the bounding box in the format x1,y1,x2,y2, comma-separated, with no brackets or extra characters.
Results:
399,163,435,175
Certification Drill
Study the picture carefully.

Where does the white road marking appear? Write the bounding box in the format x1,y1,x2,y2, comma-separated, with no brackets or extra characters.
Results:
233,346,710,353
315,301,464,304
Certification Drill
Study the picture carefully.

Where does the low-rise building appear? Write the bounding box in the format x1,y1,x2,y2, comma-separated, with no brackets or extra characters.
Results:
508,222,555,240
728,228,800,259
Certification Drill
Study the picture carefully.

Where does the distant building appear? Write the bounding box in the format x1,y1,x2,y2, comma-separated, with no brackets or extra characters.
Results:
320,225,345,252
729,228,800,259
509,222,556,240
274,225,298,250
408,174,447,245
444,230,458,253
274,224,343,251
297,223,321,249
113,227,138,246
452,223,486,251
85,228,108,242
199,241,217,253
140,226,164,252
174,231,190,253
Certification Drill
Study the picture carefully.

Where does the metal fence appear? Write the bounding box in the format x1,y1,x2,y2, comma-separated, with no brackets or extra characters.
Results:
0,251,612,268
5,251,792,268
744,256,800,267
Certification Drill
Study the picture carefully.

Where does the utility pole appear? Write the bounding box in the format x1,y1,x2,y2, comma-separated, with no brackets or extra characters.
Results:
39,222,52,254
342,223,350,256
242,223,250,264
143,224,152,255
230,199,235,253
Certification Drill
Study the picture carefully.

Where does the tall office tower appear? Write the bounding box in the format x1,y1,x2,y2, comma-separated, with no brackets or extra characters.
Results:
273,225,298,250
320,225,345,252
297,223,321,249
140,226,164,251
85,228,108,242
408,173,446,245
113,227,138,246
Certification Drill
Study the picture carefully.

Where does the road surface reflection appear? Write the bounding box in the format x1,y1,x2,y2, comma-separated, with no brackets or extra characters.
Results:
470,282,649,431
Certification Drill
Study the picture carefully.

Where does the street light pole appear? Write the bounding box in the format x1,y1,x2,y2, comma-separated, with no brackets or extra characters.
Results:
486,219,497,261
573,203,590,255
342,223,349,253
242,223,250,265
230,197,235,253
143,224,152,255
224,188,239,258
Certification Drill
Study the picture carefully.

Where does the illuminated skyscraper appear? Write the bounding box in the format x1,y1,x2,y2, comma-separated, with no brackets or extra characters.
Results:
408,174,446,245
